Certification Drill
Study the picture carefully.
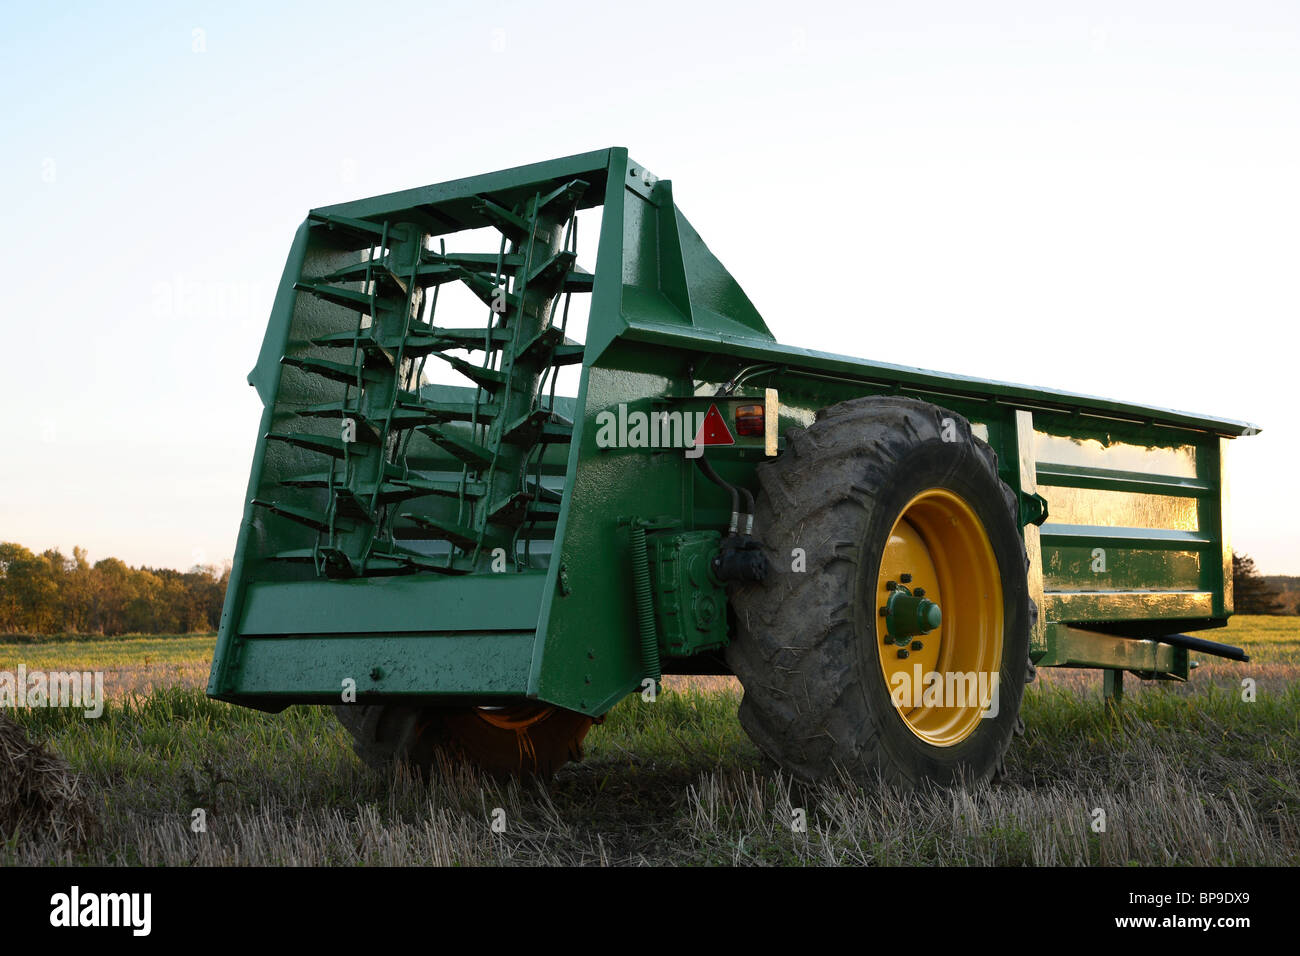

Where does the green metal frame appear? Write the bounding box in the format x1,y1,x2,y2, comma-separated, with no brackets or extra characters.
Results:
208,147,1258,717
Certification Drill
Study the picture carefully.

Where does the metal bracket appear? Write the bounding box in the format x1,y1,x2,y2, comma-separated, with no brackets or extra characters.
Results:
1019,490,1049,527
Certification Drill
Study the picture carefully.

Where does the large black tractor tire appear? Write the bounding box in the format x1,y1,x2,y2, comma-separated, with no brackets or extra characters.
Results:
333,703,594,780
726,396,1035,790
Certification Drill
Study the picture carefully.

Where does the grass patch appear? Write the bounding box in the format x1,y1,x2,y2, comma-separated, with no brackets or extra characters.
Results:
0,635,215,670
0,617,1296,865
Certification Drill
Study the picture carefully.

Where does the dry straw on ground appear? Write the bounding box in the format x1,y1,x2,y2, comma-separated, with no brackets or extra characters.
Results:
0,711,100,846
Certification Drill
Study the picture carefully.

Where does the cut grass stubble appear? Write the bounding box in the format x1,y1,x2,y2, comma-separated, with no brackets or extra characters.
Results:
1,617,1297,865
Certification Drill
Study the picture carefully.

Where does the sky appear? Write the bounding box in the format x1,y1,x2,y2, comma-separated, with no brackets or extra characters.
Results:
2,1,1297,573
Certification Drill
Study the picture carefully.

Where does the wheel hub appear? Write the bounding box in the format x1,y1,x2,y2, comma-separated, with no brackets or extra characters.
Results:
881,582,942,647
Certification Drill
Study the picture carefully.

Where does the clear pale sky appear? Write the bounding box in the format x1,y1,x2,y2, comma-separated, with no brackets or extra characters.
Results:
2,1,1297,572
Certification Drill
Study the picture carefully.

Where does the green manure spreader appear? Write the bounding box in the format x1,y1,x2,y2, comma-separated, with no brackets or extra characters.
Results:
208,148,1257,789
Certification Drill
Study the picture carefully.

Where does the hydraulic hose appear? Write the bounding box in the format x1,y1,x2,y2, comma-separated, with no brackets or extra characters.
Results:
695,456,742,533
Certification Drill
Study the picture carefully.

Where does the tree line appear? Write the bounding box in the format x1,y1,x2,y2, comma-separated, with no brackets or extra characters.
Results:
0,542,229,637
0,540,1290,637
1233,552,1290,614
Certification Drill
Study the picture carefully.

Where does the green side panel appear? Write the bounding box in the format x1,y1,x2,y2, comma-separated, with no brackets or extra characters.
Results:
532,358,699,714
584,159,775,363
230,633,534,700
1043,547,1202,592
237,574,546,635
1030,420,1234,626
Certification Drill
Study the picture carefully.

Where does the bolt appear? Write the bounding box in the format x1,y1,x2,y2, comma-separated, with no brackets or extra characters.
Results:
914,587,926,598
911,640,923,651
886,580,897,591
879,606,888,617
900,573,912,584
897,648,909,659
369,667,382,681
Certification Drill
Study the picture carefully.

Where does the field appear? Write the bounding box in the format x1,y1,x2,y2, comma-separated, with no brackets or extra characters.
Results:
2,617,1298,866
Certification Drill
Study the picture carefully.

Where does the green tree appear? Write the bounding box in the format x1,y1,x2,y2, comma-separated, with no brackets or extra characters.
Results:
0,542,229,636
1233,552,1285,614
0,542,38,632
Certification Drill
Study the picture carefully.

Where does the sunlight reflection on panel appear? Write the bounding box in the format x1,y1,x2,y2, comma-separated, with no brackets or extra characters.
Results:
1034,433,1198,478
1042,487,1199,531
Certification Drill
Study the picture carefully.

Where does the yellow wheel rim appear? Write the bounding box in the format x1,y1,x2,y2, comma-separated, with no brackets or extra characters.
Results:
473,703,555,731
874,488,1003,747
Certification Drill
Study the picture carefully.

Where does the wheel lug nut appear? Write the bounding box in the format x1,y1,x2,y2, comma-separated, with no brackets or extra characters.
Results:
879,606,888,617
911,640,923,651
914,587,926,597
885,580,897,591
897,648,909,659
899,573,912,584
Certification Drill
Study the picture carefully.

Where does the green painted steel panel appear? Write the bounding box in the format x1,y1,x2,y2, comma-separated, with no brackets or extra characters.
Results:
227,632,534,699
535,360,697,713
237,573,546,635
1043,546,1202,592
1044,590,1214,622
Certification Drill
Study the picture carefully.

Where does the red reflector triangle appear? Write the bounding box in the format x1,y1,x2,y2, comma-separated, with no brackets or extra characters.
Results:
694,403,735,446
